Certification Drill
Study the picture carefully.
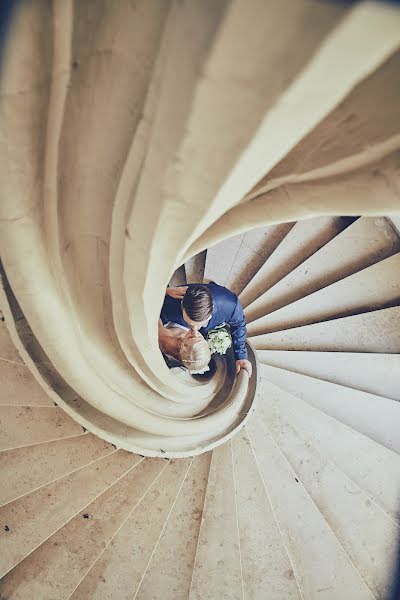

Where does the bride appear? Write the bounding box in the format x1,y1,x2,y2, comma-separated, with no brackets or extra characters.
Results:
158,320,211,374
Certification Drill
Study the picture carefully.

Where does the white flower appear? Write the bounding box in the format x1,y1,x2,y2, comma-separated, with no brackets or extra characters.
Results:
207,328,232,355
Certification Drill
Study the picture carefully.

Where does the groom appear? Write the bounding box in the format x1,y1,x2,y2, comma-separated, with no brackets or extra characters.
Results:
160,283,252,376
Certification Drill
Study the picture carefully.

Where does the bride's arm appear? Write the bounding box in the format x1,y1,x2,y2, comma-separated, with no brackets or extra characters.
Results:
158,319,169,351
158,320,182,359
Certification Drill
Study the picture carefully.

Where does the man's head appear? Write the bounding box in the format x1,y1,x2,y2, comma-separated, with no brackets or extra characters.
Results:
181,285,213,331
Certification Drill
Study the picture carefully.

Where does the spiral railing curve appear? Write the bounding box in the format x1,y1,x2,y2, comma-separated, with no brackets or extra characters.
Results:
0,1,400,598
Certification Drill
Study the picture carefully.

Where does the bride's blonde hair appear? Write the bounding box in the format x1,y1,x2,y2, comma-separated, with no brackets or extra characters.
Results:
180,336,211,373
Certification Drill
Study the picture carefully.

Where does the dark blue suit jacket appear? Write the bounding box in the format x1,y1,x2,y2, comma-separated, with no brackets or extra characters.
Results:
160,282,248,360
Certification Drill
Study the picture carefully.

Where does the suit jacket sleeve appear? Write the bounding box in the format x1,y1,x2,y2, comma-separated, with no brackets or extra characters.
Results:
228,297,248,360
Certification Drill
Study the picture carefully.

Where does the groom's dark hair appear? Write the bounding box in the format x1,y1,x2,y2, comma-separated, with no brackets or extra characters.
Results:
182,285,213,322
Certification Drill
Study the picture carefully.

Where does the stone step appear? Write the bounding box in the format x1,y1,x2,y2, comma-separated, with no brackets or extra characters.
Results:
203,223,291,295
169,264,187,287
255,380,400,524
245,216,400,323
189,442,242,600
135,454,211,600
232,430,301,599
239,216,350,308
0,433,114,507
259,363,400,454
0,320,54,407
0,457,166,600
225,224,293,296
0,320,25,364
204,233,244,286
0,358,54,407
0,450,139,577
184,250,207,284
247,252,400,336
257,350,400,401
0,406,83,451
246,415,370,600
250,306,400,353
262,396,397,599
69,458,191,600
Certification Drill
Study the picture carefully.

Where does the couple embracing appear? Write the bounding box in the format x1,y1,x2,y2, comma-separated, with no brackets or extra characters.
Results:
158,282,252,377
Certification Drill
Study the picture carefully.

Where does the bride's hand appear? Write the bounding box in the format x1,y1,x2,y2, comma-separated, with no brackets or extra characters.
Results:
166,286,188,299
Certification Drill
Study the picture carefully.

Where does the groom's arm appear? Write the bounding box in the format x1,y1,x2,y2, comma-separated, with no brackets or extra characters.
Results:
227,297,248,361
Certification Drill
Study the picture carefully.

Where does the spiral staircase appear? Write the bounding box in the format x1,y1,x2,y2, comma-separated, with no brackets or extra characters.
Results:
1,1,400,599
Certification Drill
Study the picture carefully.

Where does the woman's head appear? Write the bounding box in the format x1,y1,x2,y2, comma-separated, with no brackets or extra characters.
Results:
179,330,211,373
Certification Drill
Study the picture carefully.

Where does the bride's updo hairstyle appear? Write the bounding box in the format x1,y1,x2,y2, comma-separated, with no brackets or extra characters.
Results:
180,333,211,374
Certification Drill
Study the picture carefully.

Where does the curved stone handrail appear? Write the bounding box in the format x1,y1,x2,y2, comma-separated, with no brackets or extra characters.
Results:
0,1,399,456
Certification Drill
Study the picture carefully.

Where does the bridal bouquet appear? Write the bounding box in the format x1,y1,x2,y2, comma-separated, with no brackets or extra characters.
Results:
207,327,232,355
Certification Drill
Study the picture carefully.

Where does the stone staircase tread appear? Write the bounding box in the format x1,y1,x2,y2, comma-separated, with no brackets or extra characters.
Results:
247,252,400,336
0,321,25,365
0,450,139,577
204,233,245,288
260,402,397,598
256,379,400,524
0,457,166,600
0,433,115,508
232,430,301,599
250,306,400,353
246,416,371,599
169,264,187,287
0,359,55,407
259,363,400,454
225,223,294,296
256,350,400,401
68,458,190,600
239,216,350,308
184,250,207,284
189,443,242,600
245,216,400,323
0,406,84,452
135,453,211,600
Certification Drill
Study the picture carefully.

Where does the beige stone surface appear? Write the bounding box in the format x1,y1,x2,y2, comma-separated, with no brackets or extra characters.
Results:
190,442,242,600
257,350,400,401
0,450,138,577
245,216,400,322
204,223,292,295
0,406,83,451
136,453,211,600
0,433,114,507
185,251,207,284
248,251,400,336
240,216,348,308
0,457,165,600
242,222,294,259
0,358,54,406
1,0,399,459
263,396,397,598
256,381,400,524
250,306,400,353
260,364,400,455
254,49,400,189
0,321,24,364
169,264,187,286
247,415,371,600
70,458,190,600
225,241,275,296
204,234,244,286
232,429,301,599
1,0,400,595
0,269,257,455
